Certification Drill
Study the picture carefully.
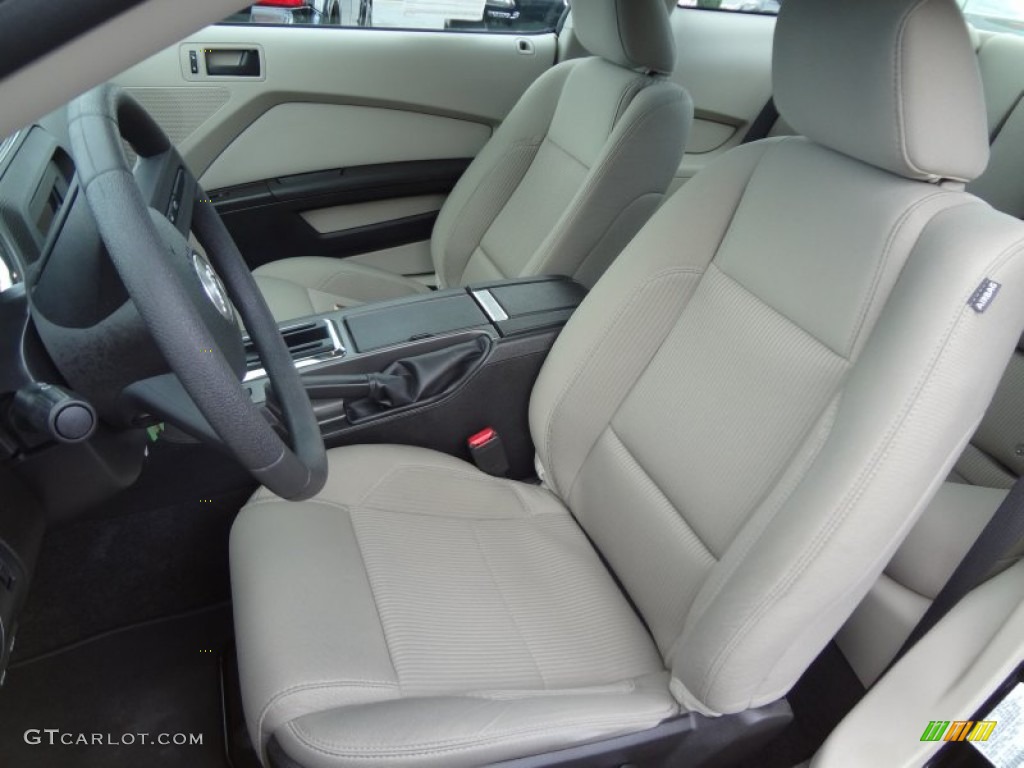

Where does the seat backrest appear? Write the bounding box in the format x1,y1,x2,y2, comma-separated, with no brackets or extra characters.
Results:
835,30,1024,686
952,31,1024,487
430,0,690,290
529,0,1024,715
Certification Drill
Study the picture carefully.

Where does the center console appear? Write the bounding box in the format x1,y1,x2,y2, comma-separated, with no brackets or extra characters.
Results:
245,276,586,479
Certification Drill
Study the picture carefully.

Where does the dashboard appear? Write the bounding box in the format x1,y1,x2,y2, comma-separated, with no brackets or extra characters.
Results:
0,105,163,521
0,114,82,686
0,121,74,285
0,111,80,397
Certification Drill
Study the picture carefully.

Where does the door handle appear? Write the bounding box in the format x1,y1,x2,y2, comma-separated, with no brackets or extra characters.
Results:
204,48,261,77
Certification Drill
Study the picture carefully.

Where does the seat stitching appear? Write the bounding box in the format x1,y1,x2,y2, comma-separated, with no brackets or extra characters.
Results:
542,267,702,498
606,425,717,561
443,137,545,285
352,461,490,509
569,192,664,283
285,705,677,757
709,264,846,360
507,482,561,518
472,241,508,280
445,138,545,236
711,150,958,358
348,464,534,519
611,75,651,130
522,96,682,279
546,143,775,495
256,680,399,747
469,521,549,688
696,238,1024,704
843,192,965,357
667,394,841,665
465,679,638,700
313,264,356,293
544,133,591,170
348,511,404,696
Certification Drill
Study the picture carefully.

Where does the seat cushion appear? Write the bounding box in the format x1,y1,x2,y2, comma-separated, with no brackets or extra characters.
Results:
252,257,431,322
231,445,676,767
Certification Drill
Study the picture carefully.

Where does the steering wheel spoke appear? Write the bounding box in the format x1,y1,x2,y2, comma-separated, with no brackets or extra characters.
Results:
134,146,200,236
124,373,287,448
66,84,327,500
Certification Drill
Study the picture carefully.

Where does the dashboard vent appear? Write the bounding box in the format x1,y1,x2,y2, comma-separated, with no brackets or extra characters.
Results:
243,318,344,381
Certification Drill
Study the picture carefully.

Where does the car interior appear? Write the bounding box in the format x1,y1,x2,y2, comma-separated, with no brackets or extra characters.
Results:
0,0,1023,767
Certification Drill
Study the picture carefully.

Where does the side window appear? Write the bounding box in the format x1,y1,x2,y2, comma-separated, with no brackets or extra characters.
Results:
676,0,780,14
960,0,1024,36
222,0,569,32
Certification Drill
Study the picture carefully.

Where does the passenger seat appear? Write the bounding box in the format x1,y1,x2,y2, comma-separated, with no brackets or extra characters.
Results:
254,0,691,322
837,27,1024,685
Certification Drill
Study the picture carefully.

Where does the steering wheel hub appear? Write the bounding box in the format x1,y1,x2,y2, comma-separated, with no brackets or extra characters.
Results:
191,248,234,323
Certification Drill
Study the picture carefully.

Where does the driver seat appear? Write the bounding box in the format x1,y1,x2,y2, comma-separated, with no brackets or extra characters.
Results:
230,0,1024,765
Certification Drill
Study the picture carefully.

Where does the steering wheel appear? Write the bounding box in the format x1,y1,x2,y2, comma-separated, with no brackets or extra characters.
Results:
66,85,326,500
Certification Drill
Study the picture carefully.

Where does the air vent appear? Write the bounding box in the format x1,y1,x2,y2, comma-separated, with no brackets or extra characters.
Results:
243,318,344,381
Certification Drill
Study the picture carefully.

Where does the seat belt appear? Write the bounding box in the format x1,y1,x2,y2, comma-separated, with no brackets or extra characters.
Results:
742,97,779,143
889,474,1024,668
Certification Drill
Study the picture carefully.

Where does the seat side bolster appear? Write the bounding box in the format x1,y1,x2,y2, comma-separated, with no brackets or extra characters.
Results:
674,204,1024,715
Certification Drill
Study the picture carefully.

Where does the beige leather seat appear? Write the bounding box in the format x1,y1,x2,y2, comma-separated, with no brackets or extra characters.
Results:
837,30,1024,686
253,0,690,322
230,0,1024,765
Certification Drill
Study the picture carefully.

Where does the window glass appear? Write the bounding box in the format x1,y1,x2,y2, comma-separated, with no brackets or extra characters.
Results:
222,0,568,32
676,0,780,15
961,0,1024,35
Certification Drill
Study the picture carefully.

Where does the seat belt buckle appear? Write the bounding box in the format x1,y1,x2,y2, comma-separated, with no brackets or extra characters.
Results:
468,427,510,477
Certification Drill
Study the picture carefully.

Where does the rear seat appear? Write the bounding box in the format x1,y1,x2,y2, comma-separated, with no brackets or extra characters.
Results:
836,28,1024,685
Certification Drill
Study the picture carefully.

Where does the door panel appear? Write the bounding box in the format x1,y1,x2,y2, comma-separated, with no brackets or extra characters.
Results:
300,195,447,234
209,158,470,270
113,25,557,273
199,103,489,190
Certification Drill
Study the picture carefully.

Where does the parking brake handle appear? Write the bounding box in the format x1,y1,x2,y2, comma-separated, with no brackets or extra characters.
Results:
272,337,488,424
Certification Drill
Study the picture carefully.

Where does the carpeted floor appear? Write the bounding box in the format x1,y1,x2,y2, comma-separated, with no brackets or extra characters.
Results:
12,439,254,661
0,603,234,768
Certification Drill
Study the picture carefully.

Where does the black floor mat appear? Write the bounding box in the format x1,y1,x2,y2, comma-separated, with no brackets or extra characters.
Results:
13,440,254,661
0,603,233,768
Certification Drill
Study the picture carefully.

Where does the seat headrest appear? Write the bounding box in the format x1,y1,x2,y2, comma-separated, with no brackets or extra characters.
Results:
573,0,677,75
774,0,989,182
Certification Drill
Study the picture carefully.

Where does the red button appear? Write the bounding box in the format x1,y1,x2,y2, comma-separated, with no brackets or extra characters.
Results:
468,427,497,449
